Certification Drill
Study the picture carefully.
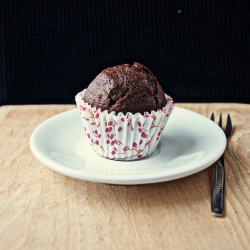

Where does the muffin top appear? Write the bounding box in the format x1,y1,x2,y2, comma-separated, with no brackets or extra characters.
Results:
83,62,167,114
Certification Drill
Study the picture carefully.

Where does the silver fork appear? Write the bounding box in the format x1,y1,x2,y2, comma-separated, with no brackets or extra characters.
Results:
210,113,232,216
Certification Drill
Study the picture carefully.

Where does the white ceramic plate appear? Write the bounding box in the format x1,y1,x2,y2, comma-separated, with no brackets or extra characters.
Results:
30,107,226,185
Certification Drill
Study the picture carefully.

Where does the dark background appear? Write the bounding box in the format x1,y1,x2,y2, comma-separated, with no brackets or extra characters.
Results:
1,0,250,105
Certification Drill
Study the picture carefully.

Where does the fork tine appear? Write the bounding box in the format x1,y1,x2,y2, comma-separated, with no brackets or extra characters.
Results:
219,114,222,128
225,114,232,139
210,113,214,121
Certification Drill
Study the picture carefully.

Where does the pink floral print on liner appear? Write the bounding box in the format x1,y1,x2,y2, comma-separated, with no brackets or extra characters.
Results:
76,90,174,161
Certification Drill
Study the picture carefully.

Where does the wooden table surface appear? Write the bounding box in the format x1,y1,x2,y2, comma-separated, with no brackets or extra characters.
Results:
0,103,250,250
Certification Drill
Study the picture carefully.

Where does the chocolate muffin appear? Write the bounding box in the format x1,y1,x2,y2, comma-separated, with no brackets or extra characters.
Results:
75,62,174,160
83,62,167,114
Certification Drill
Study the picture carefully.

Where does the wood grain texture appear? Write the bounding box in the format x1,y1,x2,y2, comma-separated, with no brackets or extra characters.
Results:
0,104,250,250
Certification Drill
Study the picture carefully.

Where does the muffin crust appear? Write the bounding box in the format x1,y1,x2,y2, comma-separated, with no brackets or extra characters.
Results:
83,62,167,114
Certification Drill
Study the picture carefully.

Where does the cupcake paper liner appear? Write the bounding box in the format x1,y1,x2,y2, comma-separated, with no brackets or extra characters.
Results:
75,89,174,161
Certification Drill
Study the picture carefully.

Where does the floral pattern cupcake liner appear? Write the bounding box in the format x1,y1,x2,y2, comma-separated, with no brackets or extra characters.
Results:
75,89,174,160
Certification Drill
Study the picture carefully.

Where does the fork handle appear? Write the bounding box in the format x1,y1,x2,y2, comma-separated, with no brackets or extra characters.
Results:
211,158,225,216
